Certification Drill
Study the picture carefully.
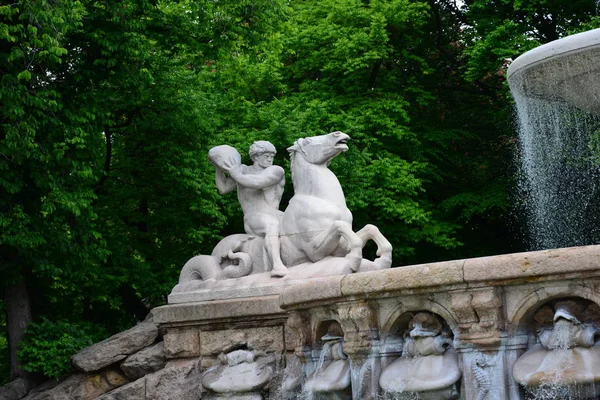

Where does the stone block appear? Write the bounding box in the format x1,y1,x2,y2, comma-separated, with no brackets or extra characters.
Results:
279,275,344,308
201,326,284,356
95,378,145,400
463,245,600,283
97,359,201,400
121,342,166,379
145,359,202,400
153,296,283,325
340,260,465,297
23,369,128,400
163,329,200,359
0,378,32,400
72,321,158,372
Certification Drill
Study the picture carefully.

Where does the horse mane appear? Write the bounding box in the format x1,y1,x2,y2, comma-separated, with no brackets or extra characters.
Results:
287,137,315,190
287,141,300,191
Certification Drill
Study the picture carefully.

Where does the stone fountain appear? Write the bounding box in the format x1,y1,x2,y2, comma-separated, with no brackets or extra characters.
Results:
152,125,600,398
112,27,600,400
507,29,600,115
9,30,600,400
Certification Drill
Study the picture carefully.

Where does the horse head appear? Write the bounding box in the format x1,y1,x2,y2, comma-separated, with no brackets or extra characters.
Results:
287,131,350,166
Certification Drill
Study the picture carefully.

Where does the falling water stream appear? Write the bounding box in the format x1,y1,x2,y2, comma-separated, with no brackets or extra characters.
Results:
522,320,597,399
299,342,332,400
510,63,600,251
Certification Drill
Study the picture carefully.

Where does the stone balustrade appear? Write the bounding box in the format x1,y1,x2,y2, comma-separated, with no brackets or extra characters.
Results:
151,244,600,399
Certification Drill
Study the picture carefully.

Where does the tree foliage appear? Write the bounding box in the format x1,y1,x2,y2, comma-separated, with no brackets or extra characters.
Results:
2,0,600,383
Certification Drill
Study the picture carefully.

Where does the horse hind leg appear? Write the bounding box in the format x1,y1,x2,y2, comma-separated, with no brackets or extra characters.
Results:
309,221,363,271
355,224,393,269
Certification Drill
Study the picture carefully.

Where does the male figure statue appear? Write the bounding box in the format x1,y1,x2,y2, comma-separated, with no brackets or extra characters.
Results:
215,141,288,277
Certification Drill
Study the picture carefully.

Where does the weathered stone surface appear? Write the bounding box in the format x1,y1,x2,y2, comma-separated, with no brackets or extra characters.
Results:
204,393,262,400
0,378,33,400
279,275,344,308
163,329,200,359
145,359,202,400
463,245,600,283
121,342,166,380
95,378,145,400
72,321,158,372
343,260,465,298
154,296,283,325
23,369,128,400
96,359,201,400
201,326,284,356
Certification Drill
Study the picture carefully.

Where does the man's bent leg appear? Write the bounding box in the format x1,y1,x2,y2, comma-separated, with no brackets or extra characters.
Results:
265,234,287,277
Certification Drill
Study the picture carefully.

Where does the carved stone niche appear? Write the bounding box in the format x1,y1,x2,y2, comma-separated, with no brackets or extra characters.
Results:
301,320,352,399
285,310,311,358
513,297,600,400
379,311,461,400
201,344,278,400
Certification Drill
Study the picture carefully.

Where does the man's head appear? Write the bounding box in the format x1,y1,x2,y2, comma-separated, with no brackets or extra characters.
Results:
249,141,276,168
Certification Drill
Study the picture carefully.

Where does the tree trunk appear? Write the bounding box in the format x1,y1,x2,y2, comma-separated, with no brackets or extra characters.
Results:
6,274,32,380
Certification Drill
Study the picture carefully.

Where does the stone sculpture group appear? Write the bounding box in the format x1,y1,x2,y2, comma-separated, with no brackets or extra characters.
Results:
173,131,393,293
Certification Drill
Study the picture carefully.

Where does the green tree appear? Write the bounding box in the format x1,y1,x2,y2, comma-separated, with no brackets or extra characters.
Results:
1,0,287,382
1,0,105,380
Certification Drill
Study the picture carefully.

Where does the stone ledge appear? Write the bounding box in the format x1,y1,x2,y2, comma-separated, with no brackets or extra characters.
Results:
279,245,600,309
278,275,344,309
463,245,600,283
341,259,465,297
168,278,302,304
154,295,284,327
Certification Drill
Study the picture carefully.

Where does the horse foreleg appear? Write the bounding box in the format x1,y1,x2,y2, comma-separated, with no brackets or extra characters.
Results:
308,221,363,271
355,224,393,269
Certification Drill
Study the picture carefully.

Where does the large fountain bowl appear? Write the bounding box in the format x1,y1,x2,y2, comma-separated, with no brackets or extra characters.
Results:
507,28,600,115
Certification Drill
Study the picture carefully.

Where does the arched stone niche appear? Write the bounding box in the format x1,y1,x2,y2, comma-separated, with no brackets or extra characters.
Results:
510,286,600,337
302,319,351,398
384,310,455,353
379,310,461,400
381,299,459,341
314,319,345,347
512,296,600,399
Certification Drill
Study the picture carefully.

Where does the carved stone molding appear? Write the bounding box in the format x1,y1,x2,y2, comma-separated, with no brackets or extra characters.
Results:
336,300,378,356
285,310,311,358
451,288,503,345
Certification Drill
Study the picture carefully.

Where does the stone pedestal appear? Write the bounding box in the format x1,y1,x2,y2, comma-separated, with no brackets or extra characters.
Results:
154,295,288,399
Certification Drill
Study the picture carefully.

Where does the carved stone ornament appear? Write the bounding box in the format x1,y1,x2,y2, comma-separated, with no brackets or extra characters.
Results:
379,312,461,399
201,349,274,394
471,353,496,400
513,299,600,392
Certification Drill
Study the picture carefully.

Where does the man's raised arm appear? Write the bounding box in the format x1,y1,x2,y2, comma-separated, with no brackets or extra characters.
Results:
229,165,284,189
215,167,237,194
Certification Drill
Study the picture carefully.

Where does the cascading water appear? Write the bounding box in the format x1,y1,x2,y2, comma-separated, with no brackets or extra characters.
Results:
349,357,373,399
523,319,577,399
300,342,332,400
508,29,600,250
512,93,600,250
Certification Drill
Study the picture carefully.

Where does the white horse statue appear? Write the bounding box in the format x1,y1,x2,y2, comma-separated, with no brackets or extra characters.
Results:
281,131,392,273
173,132,392,292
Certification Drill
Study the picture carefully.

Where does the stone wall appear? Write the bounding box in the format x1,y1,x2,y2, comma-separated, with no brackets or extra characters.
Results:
3,245,600,399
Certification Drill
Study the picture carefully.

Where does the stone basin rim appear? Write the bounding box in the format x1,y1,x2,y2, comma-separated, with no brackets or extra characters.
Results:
280,244,600,309
507,28,600,82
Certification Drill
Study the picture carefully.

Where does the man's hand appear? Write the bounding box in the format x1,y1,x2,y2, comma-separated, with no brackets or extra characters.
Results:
221,157,242,179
